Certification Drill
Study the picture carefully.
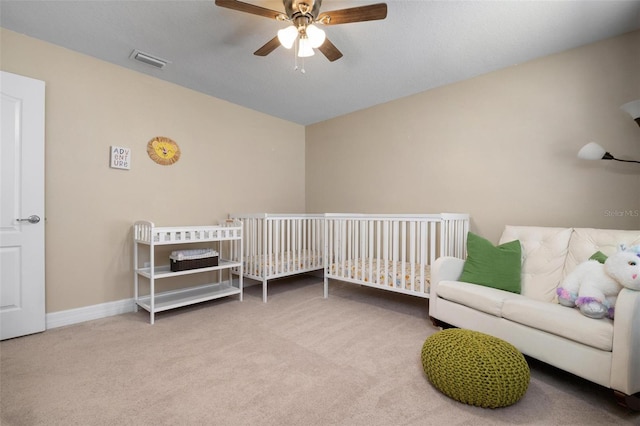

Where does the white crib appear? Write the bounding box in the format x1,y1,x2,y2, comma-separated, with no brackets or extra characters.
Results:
324,213,469,298
229,214,325,302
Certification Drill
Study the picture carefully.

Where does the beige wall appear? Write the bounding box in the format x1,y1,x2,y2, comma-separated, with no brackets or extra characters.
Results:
3,28,640,314
1,29,306,313
306,31,640,243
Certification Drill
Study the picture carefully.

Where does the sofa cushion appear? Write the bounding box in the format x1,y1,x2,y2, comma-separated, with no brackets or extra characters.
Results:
499,226,573,303
563,228,640,278
436,280,525,317
502,299,614,351
459,232,522,293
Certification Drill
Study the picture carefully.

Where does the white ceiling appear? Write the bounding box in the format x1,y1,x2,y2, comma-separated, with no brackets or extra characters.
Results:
2,0,639,125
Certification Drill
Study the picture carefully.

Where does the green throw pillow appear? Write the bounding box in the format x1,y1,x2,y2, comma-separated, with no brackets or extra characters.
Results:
459,232,522,293
589,251,608,264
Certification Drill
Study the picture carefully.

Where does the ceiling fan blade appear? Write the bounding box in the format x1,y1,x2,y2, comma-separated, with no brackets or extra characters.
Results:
318,3,387,25
254,36,281,56
215,0,283,20
318,38,343,62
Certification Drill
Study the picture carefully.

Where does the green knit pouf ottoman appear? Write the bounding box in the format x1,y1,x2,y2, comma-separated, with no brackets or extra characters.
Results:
421,329,530,408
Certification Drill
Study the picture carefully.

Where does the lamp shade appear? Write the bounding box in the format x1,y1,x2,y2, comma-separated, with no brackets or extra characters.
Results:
578,142,608,160
621,100,640,120
298,37,315,57
277,25,298,49
306,24,326,48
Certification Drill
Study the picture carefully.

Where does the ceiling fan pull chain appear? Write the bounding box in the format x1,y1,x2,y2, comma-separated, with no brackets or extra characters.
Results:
292,41,306,73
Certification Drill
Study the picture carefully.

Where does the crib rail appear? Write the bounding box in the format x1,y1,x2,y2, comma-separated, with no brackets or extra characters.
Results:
229,214,325,282
440,213,470,259
323,213,469,298
227,213,469,302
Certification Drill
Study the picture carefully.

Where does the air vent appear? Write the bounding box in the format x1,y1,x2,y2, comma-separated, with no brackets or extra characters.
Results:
130,49,170,69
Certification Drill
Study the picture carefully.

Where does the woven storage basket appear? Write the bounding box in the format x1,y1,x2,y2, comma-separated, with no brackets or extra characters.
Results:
170,256,218,272
421,329,530,408
170,249,218,272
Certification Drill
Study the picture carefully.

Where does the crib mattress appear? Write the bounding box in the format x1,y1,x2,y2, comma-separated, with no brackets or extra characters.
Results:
243,250,323,278
329,259,431,293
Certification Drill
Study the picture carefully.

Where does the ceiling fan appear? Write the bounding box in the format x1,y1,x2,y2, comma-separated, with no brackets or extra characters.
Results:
215,0,388,62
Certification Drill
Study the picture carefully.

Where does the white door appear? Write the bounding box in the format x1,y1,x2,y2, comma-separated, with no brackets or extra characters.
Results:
1,71,46,340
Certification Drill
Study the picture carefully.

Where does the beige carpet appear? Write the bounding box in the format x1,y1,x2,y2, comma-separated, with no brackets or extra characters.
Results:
1,276,638,426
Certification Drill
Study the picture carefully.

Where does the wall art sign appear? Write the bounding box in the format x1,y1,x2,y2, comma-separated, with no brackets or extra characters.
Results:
110,146,131,170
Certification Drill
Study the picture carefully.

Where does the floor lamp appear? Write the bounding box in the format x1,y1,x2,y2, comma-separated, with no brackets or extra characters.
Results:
577,100,640,164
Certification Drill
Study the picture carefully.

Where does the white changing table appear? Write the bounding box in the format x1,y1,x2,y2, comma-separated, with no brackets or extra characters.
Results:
133,221,243,324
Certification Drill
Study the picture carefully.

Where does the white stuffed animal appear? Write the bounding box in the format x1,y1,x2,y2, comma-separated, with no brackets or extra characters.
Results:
556,245,640,319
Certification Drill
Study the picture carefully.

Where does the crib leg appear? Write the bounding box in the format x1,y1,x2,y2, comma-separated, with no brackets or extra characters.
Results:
263,280,268,303
323,275,328,298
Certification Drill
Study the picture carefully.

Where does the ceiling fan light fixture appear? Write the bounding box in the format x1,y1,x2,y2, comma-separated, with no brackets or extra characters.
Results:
215,0,388,63
298,36,315,57
277,25,298,49
306,24,326,48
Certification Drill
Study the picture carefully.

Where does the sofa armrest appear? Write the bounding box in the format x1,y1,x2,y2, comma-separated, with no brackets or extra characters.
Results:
429,256,465,320
432,256,465,284
610,288,640,395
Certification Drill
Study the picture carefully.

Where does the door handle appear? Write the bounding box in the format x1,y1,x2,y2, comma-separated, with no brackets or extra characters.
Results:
17,215,41,224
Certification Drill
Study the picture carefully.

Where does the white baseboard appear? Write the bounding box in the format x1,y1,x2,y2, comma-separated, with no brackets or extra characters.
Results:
46,298,136,329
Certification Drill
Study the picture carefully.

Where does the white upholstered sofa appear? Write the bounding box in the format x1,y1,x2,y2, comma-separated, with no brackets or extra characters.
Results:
429,225,640,408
